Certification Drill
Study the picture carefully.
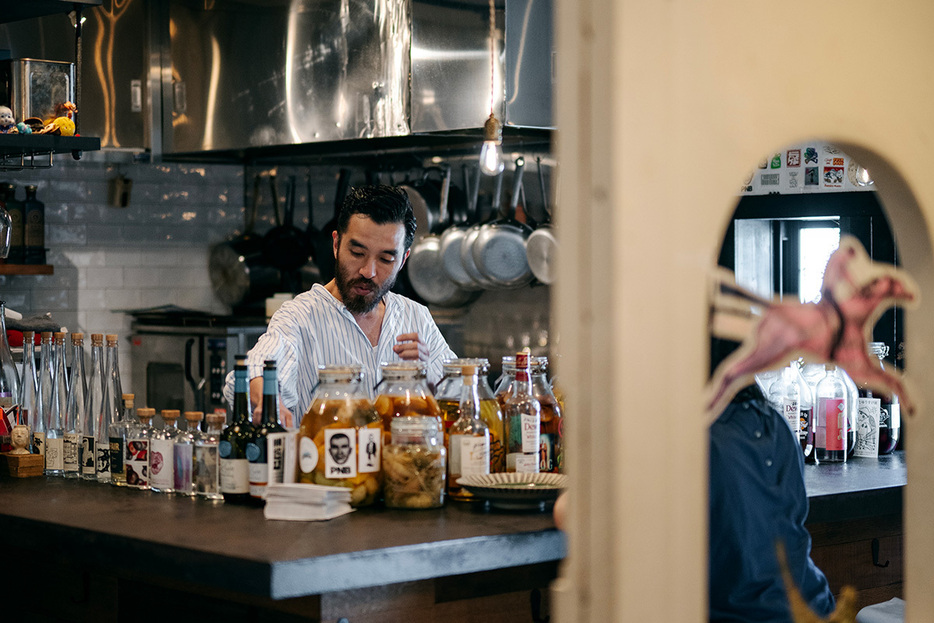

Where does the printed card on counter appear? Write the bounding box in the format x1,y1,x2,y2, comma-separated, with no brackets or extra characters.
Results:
263,482,354,521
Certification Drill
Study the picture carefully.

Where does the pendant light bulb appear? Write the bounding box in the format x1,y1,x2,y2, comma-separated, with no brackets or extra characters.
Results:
480,112,505,176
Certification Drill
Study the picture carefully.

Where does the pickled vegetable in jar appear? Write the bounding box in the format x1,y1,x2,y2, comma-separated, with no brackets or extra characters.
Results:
435,358,505,473
383,416,446,509
373,362,442,446
297,365,383,507
496,355,564,473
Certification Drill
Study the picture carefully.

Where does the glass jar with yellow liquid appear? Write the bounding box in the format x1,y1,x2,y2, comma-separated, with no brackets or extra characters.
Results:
373,362,442,446
435,358,504,473
297,365,383,507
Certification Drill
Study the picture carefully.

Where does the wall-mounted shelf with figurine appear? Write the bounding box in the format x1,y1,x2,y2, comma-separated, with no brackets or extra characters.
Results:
0,264,54,275
0,135,100,171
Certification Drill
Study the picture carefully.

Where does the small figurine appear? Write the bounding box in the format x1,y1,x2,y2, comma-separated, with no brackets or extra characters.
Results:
37,101,77,136
16,122,31,134
0,106,18,134
9,424,31,455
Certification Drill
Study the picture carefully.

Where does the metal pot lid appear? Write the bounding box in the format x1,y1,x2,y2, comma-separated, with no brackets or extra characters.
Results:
525,226,558,285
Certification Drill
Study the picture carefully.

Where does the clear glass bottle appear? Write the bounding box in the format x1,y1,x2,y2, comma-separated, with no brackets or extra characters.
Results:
0,301,21,451
194,413,225,501
447,364,490,501
18,330,39,453
436,358,504,473
816,365,848,463
530,357,563,473
35,331,53,460
768,366,801,439
109,393,134,486
64,332,87,478
384,416,446,509
45,332,68,476
174,411,203,497
220,355,255,504
373,361,442,445
83,334,105,480
297,364,383,507
150,409,180,494
790,361,814,459
126,407,153,489
836,366,859,457
248,360,288,504
503,351,541,473
97,334,122,482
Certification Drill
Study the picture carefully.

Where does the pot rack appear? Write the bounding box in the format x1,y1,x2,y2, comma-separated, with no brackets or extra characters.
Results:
0,0,102,171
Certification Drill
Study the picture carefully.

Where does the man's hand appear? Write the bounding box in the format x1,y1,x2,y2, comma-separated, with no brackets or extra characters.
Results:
393,332,429,361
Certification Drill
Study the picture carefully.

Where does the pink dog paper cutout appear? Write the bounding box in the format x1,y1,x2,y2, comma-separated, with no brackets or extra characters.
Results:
708,235,919,419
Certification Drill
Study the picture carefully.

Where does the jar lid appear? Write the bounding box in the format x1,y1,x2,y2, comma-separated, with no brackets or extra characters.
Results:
380,361,426,379
501,355,548,372
318,364,365,382
390,415,441,444
442,357,490,373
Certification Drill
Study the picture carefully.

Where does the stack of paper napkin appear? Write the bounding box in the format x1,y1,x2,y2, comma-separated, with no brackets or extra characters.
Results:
263,484,354,521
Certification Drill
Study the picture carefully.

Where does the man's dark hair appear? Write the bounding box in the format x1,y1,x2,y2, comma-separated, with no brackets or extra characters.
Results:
338,185,417,250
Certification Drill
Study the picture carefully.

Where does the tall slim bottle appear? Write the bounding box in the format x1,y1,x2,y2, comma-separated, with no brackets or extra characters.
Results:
83,334,105,480
248,360,288,504
64,333,87,478
816,366,848,463
220,355,255,504
194,413,225,501
97,334,122,482
174,411,203,497
0,301,21,452
150,410,180,493
35,331,53,460
18,331,39,452
109,394,134,486
45,332,68,476
503,351,541,473
126,408,153,489
447,364,490,501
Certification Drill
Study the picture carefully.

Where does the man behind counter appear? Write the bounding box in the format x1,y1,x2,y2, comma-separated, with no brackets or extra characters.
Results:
223,185,456,427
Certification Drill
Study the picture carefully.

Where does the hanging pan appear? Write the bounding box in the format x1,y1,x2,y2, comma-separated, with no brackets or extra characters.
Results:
263,174,311,273
439,163,484,291
460,168,504,290
471,156,534,289
525,157,559,285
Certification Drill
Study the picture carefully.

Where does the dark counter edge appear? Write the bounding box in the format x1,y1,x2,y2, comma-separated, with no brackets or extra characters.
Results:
0,511,566,601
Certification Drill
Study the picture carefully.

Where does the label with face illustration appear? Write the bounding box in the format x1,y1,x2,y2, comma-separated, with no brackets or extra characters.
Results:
324,428,356,479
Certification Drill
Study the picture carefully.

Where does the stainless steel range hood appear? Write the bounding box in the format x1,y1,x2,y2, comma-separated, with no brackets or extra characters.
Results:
161,0,554,157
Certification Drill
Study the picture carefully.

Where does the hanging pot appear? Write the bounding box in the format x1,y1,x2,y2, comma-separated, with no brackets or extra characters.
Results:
460,169,504,290
298,173,323,290
263,175,311,272
471,157,534,289
209,175,280,306
439,163,484,291
313,168,352,284
406,166,478,307
525,157,558,285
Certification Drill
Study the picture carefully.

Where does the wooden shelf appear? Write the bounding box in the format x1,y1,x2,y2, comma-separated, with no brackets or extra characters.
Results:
0,264,53,275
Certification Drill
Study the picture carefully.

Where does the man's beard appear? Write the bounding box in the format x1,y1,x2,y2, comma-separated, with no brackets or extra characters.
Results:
334,255,397,314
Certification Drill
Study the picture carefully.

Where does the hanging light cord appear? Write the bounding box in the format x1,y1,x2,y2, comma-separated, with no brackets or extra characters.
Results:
489,0,496,116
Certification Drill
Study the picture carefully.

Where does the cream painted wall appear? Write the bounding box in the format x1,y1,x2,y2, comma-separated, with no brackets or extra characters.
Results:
554,1,934,620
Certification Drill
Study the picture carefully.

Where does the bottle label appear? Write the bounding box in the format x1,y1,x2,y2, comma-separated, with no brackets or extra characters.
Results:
126,438,149,487
539,433,555,472
298,435,318,475
520,414,540,454
268,432,288,485
822,398,846,452
220,458,250,493
324,428,356,479
83,436,97,475
219,440,233,458
96,442,111,478
854,397,881,458
45,437,64,470
63,432,80,472
249,460,268,499
782,397,800,435
889,402,900,429
109,437,124,478
456,435,490,476
150,439,174,489
174,444,193,491
32,431,45,455
193,444,219,495
358,428,380,474
507,452,540,473
799,408,812,442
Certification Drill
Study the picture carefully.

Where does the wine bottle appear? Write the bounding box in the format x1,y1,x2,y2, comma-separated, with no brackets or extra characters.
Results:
64,332,87,478
150,410,180,494
83,334,105,480
247,360,287,504
220,355,254,504
816,366,848,463
23,184,45,265
504,351,541,473
447,364,490,501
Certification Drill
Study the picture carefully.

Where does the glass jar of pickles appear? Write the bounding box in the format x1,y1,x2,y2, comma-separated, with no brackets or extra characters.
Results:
383,416,446,509
373,362,442,445
436,358,504,473
297,365,383,507
496,355,564,473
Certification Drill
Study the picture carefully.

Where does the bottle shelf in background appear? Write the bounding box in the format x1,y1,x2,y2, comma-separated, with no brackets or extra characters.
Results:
0,264,53,275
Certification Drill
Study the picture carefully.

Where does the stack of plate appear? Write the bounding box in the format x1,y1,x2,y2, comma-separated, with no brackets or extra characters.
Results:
457,472,568,511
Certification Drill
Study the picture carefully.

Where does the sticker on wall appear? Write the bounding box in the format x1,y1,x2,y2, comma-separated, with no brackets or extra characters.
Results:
758,158,768,169
707,236,920,421
823,165,844,188
787,170,799,189
804,167,819,185
770,154,782,169
786,149,801,167
760,173,780,186
804,147,819,164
